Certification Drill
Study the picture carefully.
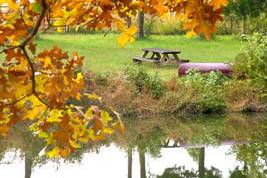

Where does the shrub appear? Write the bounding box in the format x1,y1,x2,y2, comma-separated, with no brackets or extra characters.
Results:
176,70,228,113
248,13,267,35
225,80,266,112
233,33,267,90
124,66,166,99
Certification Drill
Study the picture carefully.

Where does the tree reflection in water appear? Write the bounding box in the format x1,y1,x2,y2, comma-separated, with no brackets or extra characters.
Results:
0,113,266,178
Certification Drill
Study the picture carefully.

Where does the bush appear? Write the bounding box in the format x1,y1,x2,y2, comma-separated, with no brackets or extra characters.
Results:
233,33,267,90
124,66,166,99
225,80,266,112
176,70,228,113
248,13,267,35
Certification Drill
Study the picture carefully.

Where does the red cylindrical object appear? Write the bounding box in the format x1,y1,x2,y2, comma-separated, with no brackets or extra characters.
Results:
178,63,232,77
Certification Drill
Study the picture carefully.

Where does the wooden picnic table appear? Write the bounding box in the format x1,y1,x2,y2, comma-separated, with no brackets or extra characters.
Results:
133,48,189,64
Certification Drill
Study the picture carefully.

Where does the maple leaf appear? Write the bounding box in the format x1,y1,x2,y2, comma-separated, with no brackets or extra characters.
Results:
118,25,138,47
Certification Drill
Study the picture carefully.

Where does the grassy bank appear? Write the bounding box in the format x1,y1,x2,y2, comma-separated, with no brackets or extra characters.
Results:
37,34,244,79
86,69,266,117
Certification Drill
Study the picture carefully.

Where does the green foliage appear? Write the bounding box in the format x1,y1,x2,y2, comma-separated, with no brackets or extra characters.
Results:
249,13,267,34
233,33,267,90
177,70,228,113
124,66,166,98
225,0,267,18
221,0,267,34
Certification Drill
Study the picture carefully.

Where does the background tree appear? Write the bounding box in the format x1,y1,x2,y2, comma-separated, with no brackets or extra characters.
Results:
224,0,267,34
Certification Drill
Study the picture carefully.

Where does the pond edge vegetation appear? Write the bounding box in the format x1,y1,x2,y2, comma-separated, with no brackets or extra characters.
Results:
84,33,267,117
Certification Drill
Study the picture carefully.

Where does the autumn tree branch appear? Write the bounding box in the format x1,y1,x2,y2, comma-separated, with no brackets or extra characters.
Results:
18,0,48,105
20,0,48,48
21,47,47,105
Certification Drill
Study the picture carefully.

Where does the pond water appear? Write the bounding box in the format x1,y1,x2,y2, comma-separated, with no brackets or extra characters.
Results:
0,113,266,178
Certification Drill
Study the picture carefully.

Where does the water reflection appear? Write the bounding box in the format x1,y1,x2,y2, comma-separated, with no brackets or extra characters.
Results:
0,113,266,178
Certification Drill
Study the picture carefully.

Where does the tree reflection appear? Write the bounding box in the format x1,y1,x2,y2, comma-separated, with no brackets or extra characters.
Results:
0,124,45,178
128,148,133,178
158,147,222,178
139,149,146,178
0,113,266,178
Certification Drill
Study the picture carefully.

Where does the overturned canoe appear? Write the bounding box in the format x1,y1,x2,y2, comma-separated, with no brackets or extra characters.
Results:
178,62,232,76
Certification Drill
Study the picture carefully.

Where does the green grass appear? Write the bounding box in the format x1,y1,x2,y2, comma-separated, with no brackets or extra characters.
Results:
36,33,245,79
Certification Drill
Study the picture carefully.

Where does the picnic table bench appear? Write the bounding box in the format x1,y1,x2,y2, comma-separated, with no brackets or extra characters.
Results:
133,48,189,65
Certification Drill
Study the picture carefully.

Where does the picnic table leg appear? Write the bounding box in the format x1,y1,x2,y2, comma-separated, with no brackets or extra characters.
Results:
151,53,155,59
160,54,169,64
142,51,149,58
173,53,180,61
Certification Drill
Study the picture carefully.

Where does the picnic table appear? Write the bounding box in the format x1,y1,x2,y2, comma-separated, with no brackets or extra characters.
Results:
133,48,189,64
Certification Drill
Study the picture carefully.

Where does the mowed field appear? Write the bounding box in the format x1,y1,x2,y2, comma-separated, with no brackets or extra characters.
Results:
37,34,245,79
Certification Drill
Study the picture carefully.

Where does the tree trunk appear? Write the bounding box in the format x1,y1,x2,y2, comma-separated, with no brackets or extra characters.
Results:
24,152,33,178
137,11,145,39
198,147,205,178
230,15,233,34
139,150,146,178
128,149,133,178
242,15,247,34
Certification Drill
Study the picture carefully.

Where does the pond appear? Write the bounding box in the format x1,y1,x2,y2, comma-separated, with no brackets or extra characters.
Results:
0,113,266,178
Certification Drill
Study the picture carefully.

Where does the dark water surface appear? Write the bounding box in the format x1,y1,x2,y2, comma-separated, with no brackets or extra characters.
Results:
0,113,266,178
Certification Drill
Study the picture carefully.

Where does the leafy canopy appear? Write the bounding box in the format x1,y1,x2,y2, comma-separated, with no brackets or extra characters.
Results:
0,0,228,157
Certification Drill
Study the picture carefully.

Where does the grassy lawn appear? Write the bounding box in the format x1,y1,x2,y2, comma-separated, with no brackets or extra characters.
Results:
37,33,245,79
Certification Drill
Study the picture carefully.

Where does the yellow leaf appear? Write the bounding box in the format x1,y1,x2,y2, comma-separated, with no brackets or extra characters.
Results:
35,74,48,93
185,30,196,39
74,72,83,83
46,109,63,123
118,25,137,47
85,93,102,101
69,139,81,148
101,111,112,124
88,129,96,141
47,147,60,158
44,57,52,68
79,137,89,143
